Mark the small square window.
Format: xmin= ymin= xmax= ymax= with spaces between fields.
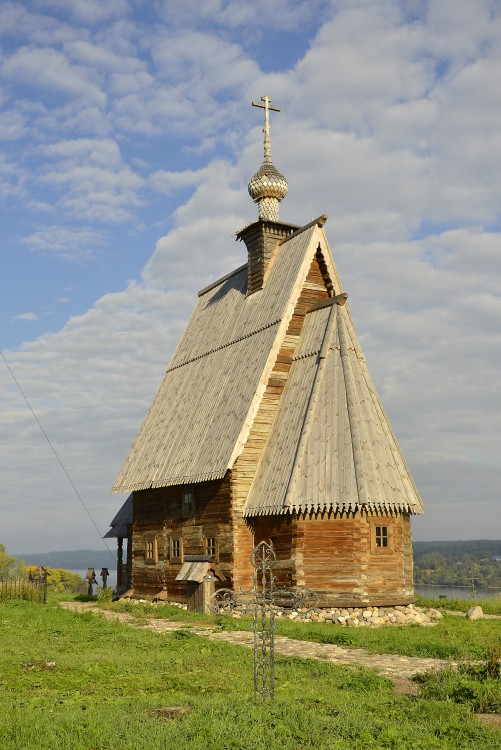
xmin=181 ymin=490 xmax=195 ymax=518
xmin=170 ymin=535 xmax=183 ymax=562
xmin=370 ymin=520 xmax=393 ymax=554
xmin=205 ymin=536 xmax=217 ymax=558
xmin=145 ymin=537 xmax=157 ymax=564
xmin=375 ymin=525 xmax=388 ymax=548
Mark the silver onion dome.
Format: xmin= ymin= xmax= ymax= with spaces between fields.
xmin=248 ymin=161 xmax=288 ymax=221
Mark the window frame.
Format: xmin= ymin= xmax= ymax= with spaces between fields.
xmin=204 ymin=535 xmax=218 ymax=560
xmin=181 ymin=488 xmax=195 ymax=518
xmin=370 ymin=520 xmax=394 ymax=554
xmin=203 ymin=526 xmax=219 ymax=561
xmin=144 ymin=535 xmax=158 ymax=565
xmin=169 ymin=532 xmax=183 ymax=563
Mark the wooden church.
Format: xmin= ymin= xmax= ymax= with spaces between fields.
xmin=109 ymin=96 xmax=424 ymax=607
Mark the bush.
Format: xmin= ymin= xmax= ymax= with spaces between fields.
xmin=24 ymin=566 xmax=83 ymax=593
xmin=96 ymin=586 xmax=114 ymax=605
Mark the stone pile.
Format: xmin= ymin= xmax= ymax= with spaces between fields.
xmin=230 ymin=603 xmax=444 ymax=627
xmin=133 ymin=597 xmax=445 ymax=627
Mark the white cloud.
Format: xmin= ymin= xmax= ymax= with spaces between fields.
xmin=0 ymin=151 xmax=26 ymax=199
xmin=34 ymin=0 xmax=129 ymax=26
xmin=0 ymin=280 xmax=184 ymax=550
xmin=149 ymin=166 xmax=212 ymax=195
xmin=0 ymin=109 xmax=27 ymax=140
xmin=37 ymin=138 xmax=144 ymax=222
xmin=0 ymin=2 xmax=82 ymax=46
xmin=3 ymin=46 xmax=107 ymax=107
xmin=157 ymin=0 xmax=331 ymax=32
xmin=22 ymin=225 xmax=106 ymax=262
xmin=151 ymin=31 xmax=259 ymax=93
xmin=13 ymin=312 xmax=38 ymax=321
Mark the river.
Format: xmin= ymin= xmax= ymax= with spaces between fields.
xmin=70 ymin=569 xmax=117 ymax=591
xmin=415 ymin=584 xmax=501 ymax=601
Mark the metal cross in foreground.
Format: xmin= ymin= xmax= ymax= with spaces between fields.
xmin=252 ymin=95 xmax=280 ymax=163
xmin=210 ymin=541 xmax=318 ymax=701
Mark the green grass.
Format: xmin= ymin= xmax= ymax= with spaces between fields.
xmin=416 ymin=664 xmax=501 ymax=714
xmin=0 ymin=600 xmax=499 ymax=749
xmin=415 ymin=594 xmax=501 ymax=616
xmin=87 ymin=597 xmax=501 ymax=661
xmin=273 ymin=616 xmax=501 ymax=660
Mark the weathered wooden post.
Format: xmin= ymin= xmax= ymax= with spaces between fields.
xmin=116 ymin=538 xmax=123 ymax=590
xmin=85 ymin=567 xmax=97 ymax=596
xmin=41 ymin=566 xmax=48 ymax=604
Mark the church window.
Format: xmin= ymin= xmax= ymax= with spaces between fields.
xmin=170 ymin=534 xmax=183 ymax=562
xmin=375 ymin=526 xmax=388 ymax=548
xmin=145 ymin=537 xmax=158 ymax=564
xmin=181 ymin=489 xmax=195 ymax=517
xmin=370 ymin=521 xmax=393 ymax=553
xmin=205 ymin=536 xmax=217 ymax=558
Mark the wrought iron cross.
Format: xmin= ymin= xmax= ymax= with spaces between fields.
xmin=252 ymin=95 xmax=280 ymax=163
xmin=210 ymin=540 xmax=318 ymax=701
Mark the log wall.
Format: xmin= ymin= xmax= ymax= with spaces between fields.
xmin=251 ymin=510 xmax=415 ymax=606
xmin=231 ymin=251 xmax=331 ymax=591
xmin=131 ymin=475 xmax=232 ymax=598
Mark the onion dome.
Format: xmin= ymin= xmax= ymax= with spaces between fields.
xmin=248 ymin=161 xmax=289 ymax=222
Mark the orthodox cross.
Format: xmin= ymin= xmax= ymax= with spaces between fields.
xmin=252 ymin=95 xmax=280 ymax=163
xmin=210 ymin=541 xmax=318 ymax=701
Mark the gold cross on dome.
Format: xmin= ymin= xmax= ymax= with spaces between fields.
xmin=252 ymin=95 xmax=280 ymax=162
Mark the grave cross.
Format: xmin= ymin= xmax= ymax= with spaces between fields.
xmin=210 ymin=541 xmax=318 ymax=701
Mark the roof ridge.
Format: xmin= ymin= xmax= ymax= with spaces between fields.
xmin=166 ymin=318 xmax=282 ymax=373
xmin=279 ymin=214 xmax=327 ymax=245
xmin=198 ymin=263 xmax=247 ymax=298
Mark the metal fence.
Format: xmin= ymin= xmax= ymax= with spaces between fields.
xmin=0 ymin=569 xmax=47 ymax=604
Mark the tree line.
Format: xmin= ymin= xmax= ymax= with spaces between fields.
xmin=413 ymin=540 xmax=501 ymax=588
xmin=0 ymin=544 xmax=84 ymax=593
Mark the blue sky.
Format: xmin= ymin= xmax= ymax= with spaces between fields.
xmin=1 ymin=0 xmax=500 ymax=554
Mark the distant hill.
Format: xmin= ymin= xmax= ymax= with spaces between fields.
xmin=14 ymin=540 xmax=500 ymax=577
xmin=14 ymin=549 xmax=116 ymax=570
xmin=413 ymin=539 xmax=501 ymax=559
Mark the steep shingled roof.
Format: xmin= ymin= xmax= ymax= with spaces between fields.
xmin=243 ymin=303 xmax=424 ymax=516
xmin=112 ymin=223 xmax=320 ymax=493
xmin=112 ymin=216 xmax=423 ymax=517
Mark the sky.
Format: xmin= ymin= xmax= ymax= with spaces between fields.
xmin=1 ymin=0 xmax=500 ymax=555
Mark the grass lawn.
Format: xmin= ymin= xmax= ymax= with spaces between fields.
xmin=108 ymin=597 xmax=501 ymax=661
xmin=0 ymin=600 xmax=499 ymax=750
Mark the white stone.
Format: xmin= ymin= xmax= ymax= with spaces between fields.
xmin=427 ymin=608 xmax=443 ymax=620
xmin=467 ymin=605 xmax=483 ymax=620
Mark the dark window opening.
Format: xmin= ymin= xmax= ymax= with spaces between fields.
xmin=181 ymin=490 xmax=195 ymax=517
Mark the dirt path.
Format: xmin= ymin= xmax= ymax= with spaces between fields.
xmin=59 ymin=601 xmax=451 ymax=684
